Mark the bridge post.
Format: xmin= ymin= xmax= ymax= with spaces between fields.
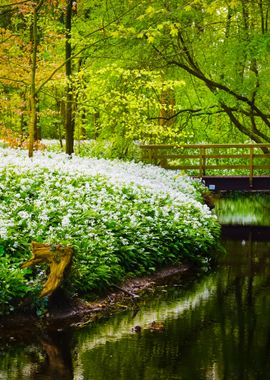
xmin=200 ymin=147 xmax=206 ymax=176
xmin=138 ymin=143 xmax=270 ymax=191
xmin=249 ymin=146 xmax=254 ymax=187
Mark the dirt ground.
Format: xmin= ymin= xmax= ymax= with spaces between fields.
xmin=0 ymin=264 xmax=192 ymax=338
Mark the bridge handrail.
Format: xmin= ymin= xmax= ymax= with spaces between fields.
xmin=139 ymin=143 xmax=270 ymax=149
xmin=139 ymin=143 xmax=270 ymax=187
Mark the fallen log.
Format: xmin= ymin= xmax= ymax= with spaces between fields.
xmin=21 ymin=242 xmax=73 ymax=297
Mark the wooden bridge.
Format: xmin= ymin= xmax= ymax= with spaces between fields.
xmin=139 ymin=143 xmax=270 ymax=191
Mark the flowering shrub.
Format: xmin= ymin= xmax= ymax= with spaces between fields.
xmin=0 ymin=148 xmax=220 ymax=314
xmin=0 ymin=127 xmax=47 ymax=150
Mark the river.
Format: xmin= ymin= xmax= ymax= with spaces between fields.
xmin=0 ymin=193 xmax=270 ymax=380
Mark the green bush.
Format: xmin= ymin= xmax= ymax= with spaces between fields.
xmin=0 ymin=148 xmax=220 ymax=314
xmin=74 ymin=138 xmax=141 ymax=161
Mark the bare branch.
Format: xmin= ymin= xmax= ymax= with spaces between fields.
xmin=36 ymin=36 xmax=111 ymax=94
xmin=221 ymin=103 xmax=270 ymax=145
xmin=0 ymin=0 xmax=31 ymax=9
xmin=149 ymin=40 xmax=270 ymax=130
xmin=36 ymin=3 xmax=142 ymax=94
xmin=0 ymin=76 xmax=27 ymax=85
xmin=148 ymin=105 xmax=270 ymax=122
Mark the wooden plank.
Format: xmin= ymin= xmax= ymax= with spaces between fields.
xmin=156 ymin=160 xmax=270 ymax=170
xmin=140 ymin=144 xmax=270 ymax=188
xmin=201 ymin=176 xmax=270 ymax=191
xmin=253 ymin=165 xmax=270 ymax=169
xmin=222 ymin=226 xmax=270 ymax=240
xmin=249 ymin=146 xmax=254 ymax=187
xmin=253 ymin=154 xmax=270 ymax=158
xmin=151 ymin=155 xmax=270 ymax=162
xmin=221 ymin=224 xmax=270 ymax=242
xmin=166 ymin=164 xmax=252 ymax=170
xmin=143 ymin=155 xmax=270 ymax=161
xmin=139 ymin=143 xmax=270 ymax=149
xmin=163 ymin=154 xmax=251 ymax=159
xmin=162 ymin=165 xmax=198 ymax=170
xmin=161 ymin=154 xmax=203 ymax=159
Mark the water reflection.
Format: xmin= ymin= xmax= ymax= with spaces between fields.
xmin=0 ymin=194 xmax=270 ymax=379
xmin=214 ymin=193 xmax=270 ymax=226
xmin=72 ymin=228 xmax=270 ymax=380
xmin=0 ymin=330 xmax=73 ymax=380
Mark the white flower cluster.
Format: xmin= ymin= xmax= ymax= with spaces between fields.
xmin=0 ymin=148 xmax=220 ymax=293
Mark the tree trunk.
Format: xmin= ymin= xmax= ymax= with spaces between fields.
xmin=21 ymin=242 xmax=73 ymax=297
xmin=28 ymin=4 xmax=38 ymax=158
xmin=28 ymin=0 xmax=44 ymax=158
xmin=65 ymin=0 xmax=74 ymax=156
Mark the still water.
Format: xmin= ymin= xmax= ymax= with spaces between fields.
xmin=0 ymin=194 xmax=270 ymax=380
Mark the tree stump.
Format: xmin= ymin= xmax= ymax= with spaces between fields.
xmin=21 ymin=242 xmax=73 ymax=297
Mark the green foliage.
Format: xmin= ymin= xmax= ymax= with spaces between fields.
xmin=2 ymin=0 xmax=270 ymax=149
xmin=72 ymin=65 xmax=187 ymax=145
xmin=0 ymin=0 xmax=65 ymax=148
xmin=132 ymin=0 xmax=270 ymax=143
xmin=215 ymin=193 xmax=270 ymax=226
xmin=74 ymin=138 xmax=141 ymax=161
xmin=0 ymin=149 xmax=220 ymax=313
xmin=0 ymin=254 xmax=40 ymax=315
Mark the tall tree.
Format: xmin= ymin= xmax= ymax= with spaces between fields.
xmin=0 ymin=0 xmax=66 ymax=150
xmin=28 ymin=0 xmax=44 ymax=158
xmin=65 ymin=0 xmax=74 ymax=155
xmin=119 ymin=0 xmax=270 ymax=145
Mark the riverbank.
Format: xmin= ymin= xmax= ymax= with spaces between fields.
xmin=0 ymin=263 xmax=193 ymax=335
xmin=1 ymin=194 xmax=269 ymax=380
xmin=0 ymin=148 xmax=220 ymax=316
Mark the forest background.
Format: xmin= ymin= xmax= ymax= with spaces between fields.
xmin=1 ymin=0 xmax=270 ymax=159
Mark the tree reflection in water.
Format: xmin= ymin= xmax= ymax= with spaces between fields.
xmin=72 ymin=228 xmax=270 ymax=380
xmin=1 ymin=194 xmax=270 ymax=380
xmin=34 ymin=332 xmax=73 ymax=380
xmin=0 ymin=329 xmax=73 ymax=380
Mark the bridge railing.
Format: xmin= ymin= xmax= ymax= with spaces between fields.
xmin=139 ymin=143 xmax=270 ymax=186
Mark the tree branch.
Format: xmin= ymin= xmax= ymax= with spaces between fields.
xmin=169 ymin=57 xmax=270 ymax=128
xmin=221 ymin=103 xmax=270 ymax=146
xmin=36 ymin=36 xmax=111 ymax=94
xmin=148 ymin=105 xmax=270 ymax=122
xmin=0 ymin=76 xmax=27 ymax=85
xmin=148 ymin=105 xmax=222 ymax=121
xmin=0 ymin=0 xmax=31 ymax=8
xmin=150 ymin=40 xmax=270 ymax=130
xmin=35 ymin=2 xmax=142 ymax=95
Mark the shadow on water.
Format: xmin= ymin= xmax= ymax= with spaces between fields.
xmin=0 ymin=193 xmax=270 ymax=379
xmin=0 ymin=329 xmax=74 ymax=380
xmin=70 ymin=228 xmax=270 ymax=380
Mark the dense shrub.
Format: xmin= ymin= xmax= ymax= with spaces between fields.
xmin=0 ymin=148 xmax=220 ymax=314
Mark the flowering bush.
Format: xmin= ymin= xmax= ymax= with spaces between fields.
xmin=0 ymin=148 xmax=220 ymax=314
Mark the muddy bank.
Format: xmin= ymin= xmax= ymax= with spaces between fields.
xmin=0 ymin=264 xmax=193 ymax=337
